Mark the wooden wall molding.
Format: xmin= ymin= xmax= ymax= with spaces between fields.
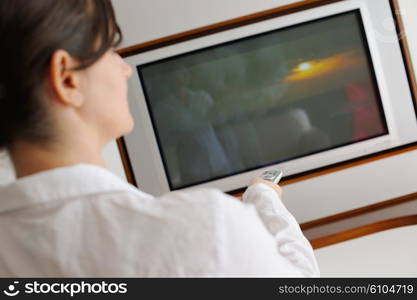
xmin=116 ymin=137 xmax=137 ymax=186
xmin=310 ymin=214 xmax=417 ymax=249
xmin=301 ymin=191 xmax=417 ymax=230
xmin=229 ymin=143 xmax=417 ymax=198
xmin=391 ymin=0 xmax=417 ymax=115
xmin=117 ymin=0 xmax=344 ymax=58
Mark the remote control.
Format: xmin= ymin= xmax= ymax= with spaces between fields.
xmin=260 ymin=170 xmax=283 ymax=184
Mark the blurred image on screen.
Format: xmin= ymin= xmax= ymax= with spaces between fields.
xmin=138 ymin=10 xmax=388 ymax=189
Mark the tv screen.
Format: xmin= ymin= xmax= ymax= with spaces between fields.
xmin=137 ymin=10 xmax=388 ymax=190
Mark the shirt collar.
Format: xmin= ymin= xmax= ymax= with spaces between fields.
xmin=0 ymin=164 xmax=146 ymax=213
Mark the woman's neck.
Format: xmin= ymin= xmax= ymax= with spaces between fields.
xmin=9 ymin=140 xmax=105 ymax=178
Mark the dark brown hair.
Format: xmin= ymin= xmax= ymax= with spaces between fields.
xmin=0 ymin=0 xmax=122 ymax=149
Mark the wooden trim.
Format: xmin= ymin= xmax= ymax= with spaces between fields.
xmin=232 ymin=189 xmax=417 ymax=232
xmin=282 ymin=145 xmax=417 ymax=186
xmin=117 ymin=0 xmax=343 ymax=58
xmin=310 ymin=214 xmax=417 ymax=249
xmin=301 ymin=191 xmax=417 ymax=230
xmin=116 ymin=137 xmax=137 ymax=186
xmin=390 ymin=0 xmax=417 ymax=112
xmin=230 ymin=143 xmax=417 ymax=199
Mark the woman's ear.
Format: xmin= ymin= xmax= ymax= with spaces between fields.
xmin=49 ymin=50 xmax=84 ymax=108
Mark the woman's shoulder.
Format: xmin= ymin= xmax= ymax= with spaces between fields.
xmin=82 ymin=188 xmax=254 ymax=276
xmin=92 ymin=187 xmax=250 ymax=225
xmin=158 ymin=188 xmax=252 ymax=222
xmin=86 ymin=187 xmax=258 ymax=247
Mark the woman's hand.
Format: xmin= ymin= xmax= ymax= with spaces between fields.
xmin=249 ymin=177 xmax=283 ymax=198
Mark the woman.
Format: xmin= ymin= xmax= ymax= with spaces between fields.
xmin=0 ymin=0 xmax=319 ymax=277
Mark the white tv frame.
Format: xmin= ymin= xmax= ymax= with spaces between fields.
xmin=123 ymin=0 xmax=417 ymax=196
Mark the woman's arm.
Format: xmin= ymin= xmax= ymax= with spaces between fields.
xmin=239 ymin=182 xmax=320 ymax=277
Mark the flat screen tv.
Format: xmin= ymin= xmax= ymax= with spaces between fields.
xmin=123 ymin=0 xmax=417 ymax=196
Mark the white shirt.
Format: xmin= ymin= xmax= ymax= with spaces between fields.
xmin=0 ymin=164 xmax=319 ymax=277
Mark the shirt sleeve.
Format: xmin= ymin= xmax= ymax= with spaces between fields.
xmin=237 ymin=183 xmax=320 ymax=277
xmin=141 ymin=186 xmax=319 ymax=277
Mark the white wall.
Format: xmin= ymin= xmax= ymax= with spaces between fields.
xmin=314 ymin=224 xmax=417 ymax=276
xmin=114 ymin=0 xmax=300 ymax=48
xmin=111 ymin=0 xmax=417 ymax=223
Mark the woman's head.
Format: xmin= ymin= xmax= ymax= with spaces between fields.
xmin=0 ymin=0 xmax=133 ymax=151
